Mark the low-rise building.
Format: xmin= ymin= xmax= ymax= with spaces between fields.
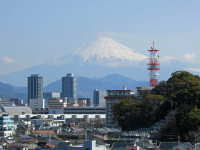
xmin=29 ymin=98 xmax=45 ymax=110
xmin=77 ymin=99 xmax=87 ymax=107
xmin=64 ymin=106 xmax=106 ymax=114
xmin=136 ymin=87 xmax=151 ymax=101
xmin=9 ymin=98 xmax=24 ymax=106
xmin=77 ymin=98 xmax=92 ymax=107
xmin=0 ymin=114 xmax=14 ymax=137
xmin=48 ymin=98 xmax=67 ymax=114
xmin=43 ymin=92 xmax=61 ymax=108
xmin=4 ymin=106 xmax=32 ymax=115
xmin=0 ymin=100 xmax=15 ymax=107
xmin=67 ymin=140 xmax=106 ymax=150
xmin=32 ymin=130 xmax=56 ymax=137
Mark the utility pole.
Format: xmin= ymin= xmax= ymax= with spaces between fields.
xmin=177 ymin=134 xmax=180 ymax=144
xmin=194 ymin=135 xmax=197 ymax=150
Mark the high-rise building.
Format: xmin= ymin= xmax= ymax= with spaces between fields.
xmin=28 ymin=74 xmax=43 ymax=106
xmin=62 ymin=73 xmax=77 ymax=104
xmin=93 ymin=89 xmax=106 ymax=107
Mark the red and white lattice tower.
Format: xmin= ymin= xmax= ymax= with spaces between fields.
xmin=147 ymin=41 xmax=160 ymax=88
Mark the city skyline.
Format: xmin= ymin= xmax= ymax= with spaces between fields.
xmin=0 ymin=1 xmax=199 ymax=146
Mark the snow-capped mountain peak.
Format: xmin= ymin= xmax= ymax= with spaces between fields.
xmin=77 ymin=37 xmax=147 ymax=63
xmin=50 ymin=37 xmax=147 ymax=67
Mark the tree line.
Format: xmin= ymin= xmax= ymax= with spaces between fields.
xmin=113 ymin=71 xmax=200 ymax=141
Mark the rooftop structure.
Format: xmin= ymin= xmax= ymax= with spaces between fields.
xmin=4 ymin=106 xmax=32 ymax=115
xmin=0 ymin=100 xmax=15 ymax=107
xmin=67 ymin=140 xmax=106 ymax=150
xmin=64 ymin=106 xmax=106 ymax=114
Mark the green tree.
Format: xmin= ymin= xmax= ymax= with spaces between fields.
xmin=113 ymin=98 xmax=143 ymax=131
xmin=166 ymin=71 xmax=200 ymax=106
xmin=186 ymin=107 xmax=200 ymax=131
xmin=113 ymin=71 xmax=200 ymax=140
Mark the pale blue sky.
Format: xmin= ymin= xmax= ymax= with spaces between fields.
xmin=0 ymin=0 xmax=200 ymax=74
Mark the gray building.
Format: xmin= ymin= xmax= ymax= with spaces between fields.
xmin=78 ymin=98 xmax=92 ymax=106
xmin=93 ymin=89 xmax=106 ymax=107
xmin=64 ymin=106 xmax=106 ymax=114
xmin=105 ymin=90 xmax=135 ymax=128
xmin=136 ymin=87 xmax=151 ymax=101
xmin=28 ymin=74 xmax=43 ymax=106
xmin=4 ymin=106 xmax=32 ymax=115
xmin=48 ymin=98 xmax=67 ymax=114
xmin=43 ymin=92 xmax=61 ymax=108
xmin=62 ymin=73 xmax=77 ymax=104
xmin=9 ymin=98 xmax=24 ymax=106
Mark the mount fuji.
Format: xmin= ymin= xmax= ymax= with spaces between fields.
xmin=47 ymin=36 xmax=147 ymax=69
xmin=0 ymin=36 xmax=170 ymax=86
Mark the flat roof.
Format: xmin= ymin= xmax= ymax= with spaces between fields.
xmin=106 ymin=90 xmax=135 ymax=92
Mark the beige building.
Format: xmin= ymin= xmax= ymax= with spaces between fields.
xmin=48 ymin=98 xmax=67 ymax=114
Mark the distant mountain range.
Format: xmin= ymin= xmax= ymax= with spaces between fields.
xmin=44 ymin=74 xmax=149 ymax=98
xmin=0 ymin=37 xmax=173 ymax=87
xmin=0 ymin=36 xmax=179 ymax=102
xmin=0 ymin=81 xmax=27 ymax=101
xmin=0 ymin=74 xmax=149 ymax=103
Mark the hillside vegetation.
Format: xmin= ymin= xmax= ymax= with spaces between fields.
xmin=113 ymin=71 xmax=200 ymax=141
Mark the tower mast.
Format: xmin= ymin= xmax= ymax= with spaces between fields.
xmin=147 ymin=41 xmax=160 ymax=88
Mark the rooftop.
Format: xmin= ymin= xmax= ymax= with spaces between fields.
xmin=32 ymin=130 xmax=56 ymax=135
xmin=4 ymin=106 xmax=32 ymax=115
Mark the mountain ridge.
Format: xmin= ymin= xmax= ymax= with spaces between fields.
xmin=0 ymin=37 xmax=149 ymax=86
xmin=44 ymin=74 xmax=149 ymax=98
xmin=0 ymin=74 xmax=149 ymax=102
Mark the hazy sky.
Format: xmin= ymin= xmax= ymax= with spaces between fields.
xmin=0 ymin=0 xmax=200 ymax=74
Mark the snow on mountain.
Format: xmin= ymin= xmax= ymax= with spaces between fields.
xmin=1 ymin=37 xmax=174 ymax=86
xmin=51 ymin=37 xmax=147 ymax=67
xmin=79 ymin=37 xmax=147 ymax=61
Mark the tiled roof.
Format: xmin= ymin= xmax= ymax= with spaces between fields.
xmin=32 ymin=130 xmax=56 ymax=135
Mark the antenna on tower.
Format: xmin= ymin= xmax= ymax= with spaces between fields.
xmin=147 ymin=41 xmax=160 ymax=88
xmin=153 ymin=41 xmax=155 ymax=50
